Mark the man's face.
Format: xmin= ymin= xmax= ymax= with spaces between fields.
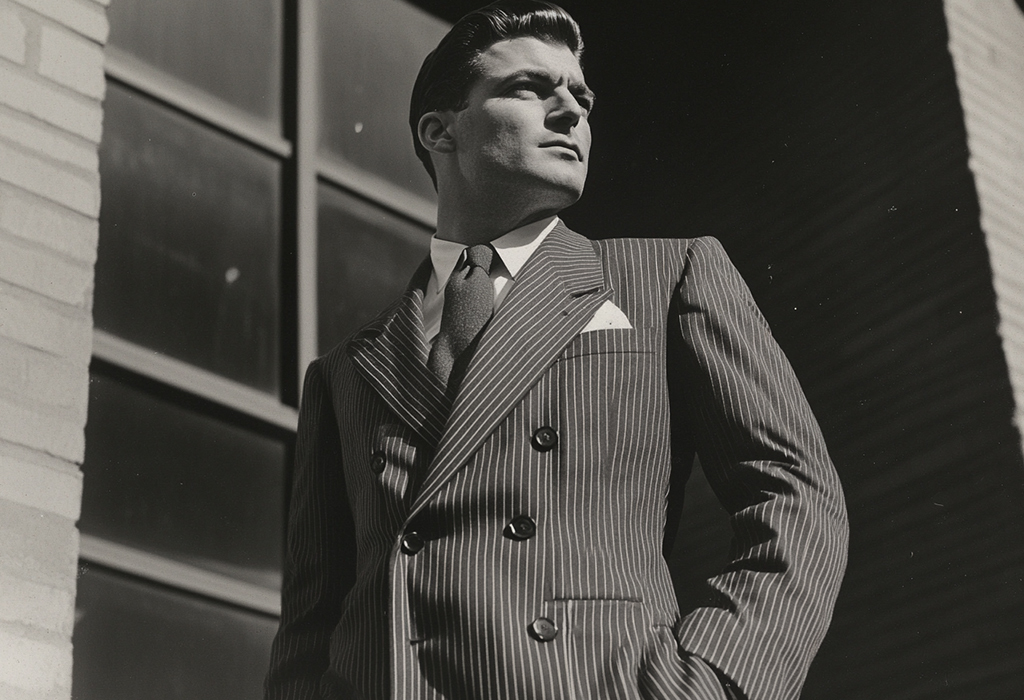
xmin=446 ymin=36 xmax=594 ymax=211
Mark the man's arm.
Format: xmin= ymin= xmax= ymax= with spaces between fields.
xmin=265 ymin=359 xmax=356 ymax=699
xmin=668 ymin=237 xmax=850 ymax=700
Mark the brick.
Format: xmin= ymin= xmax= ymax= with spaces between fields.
xmin=0 ymin=233 xmax=93 ymax=306
xmin=0 ymin=572 xmax=75 ymax=635
xmin=0 ymin=629 xmax=71 ymax=693
xmin=0 ymin=105 xmax=99 ymax=172
xmin=0 ymin=64 xmax=103 ymax=142
xmin=0 ymin=140 xmax=99 ymax=217
xmin=0 ymin=395 xmax=85 ymax=461
xmin=38 ymin=24 xmax=105 ymax=100
xmin=0 ymin=6 xmax=27 ymax=65
xmin=26 ymin=350 xmax=89 ymax=417
xmin=0 ymin=188 xmax=99 ymax=264
xmin=0 ymin=335 xmax=89 ymax=420
xmin=0 ymin=449 xmax=82 ymax=520
xmin=0 ymin=343 xmax=29 ymax=396
xmin=0 ymin=679 xmax=56 ymax=700
xmin=0 ymin=499 xmax=78 ymax=586
xmin=0 ymin=287 xmax=92 ymax=364
xmin=11 ymin=0 xmax=108 ymax=44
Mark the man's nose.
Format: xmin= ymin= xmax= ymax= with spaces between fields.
xmin=547 ymin=88 xmax=583 ymax=129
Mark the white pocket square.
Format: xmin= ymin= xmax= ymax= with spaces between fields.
xmin=581 ymin=299 xmax=633 ymax=333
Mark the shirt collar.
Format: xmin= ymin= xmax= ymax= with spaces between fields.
xmin=429 ymin=215 xmax=559 ymax=293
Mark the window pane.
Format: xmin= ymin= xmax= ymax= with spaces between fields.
xmin=81 ymin=372 xmax=285 ymax=590
xmin=107 ymin=0 xmax=282 ymax=127
xmin=73 ymin=567 xmax=276 ymax=700
xmin=319 ymin=0 xmax=448 ymax=202
xmin=318 ymin=184 xmax=431 ymax=354
xmin=95 ymin=84 xmax=281 ymax=393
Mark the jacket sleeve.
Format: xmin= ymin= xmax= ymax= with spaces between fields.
xmin=265 ymin=358 xmax=357 ymax=699
xmin=667 ymin=237 xmax=849 ymax=700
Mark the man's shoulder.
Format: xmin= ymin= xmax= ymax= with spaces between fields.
xmin=542 ymin=221 xmax=730 ymax=267
xmin=591 ymin=234 xmax=724 ymax=257
xmin=587 ymin=234 xmax=733 ymax=273
xmin=316 ymin=253 xmax=431 ymax=368
xmin=312 ymin=292 xmax=406 ymax=372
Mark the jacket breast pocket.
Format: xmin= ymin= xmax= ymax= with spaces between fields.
xmin=560 ymin=327 xmax=659 ymax=360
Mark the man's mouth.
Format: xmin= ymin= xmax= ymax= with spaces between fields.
xmin=541 ymin=141 xmax=582 ymax=160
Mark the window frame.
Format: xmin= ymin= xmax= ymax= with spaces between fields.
xmin=84 ymin=0 xmax=442 ymax=618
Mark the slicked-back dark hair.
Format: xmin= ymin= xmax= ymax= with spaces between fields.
xmin=409 ymin=1 xmax=584 ymax=188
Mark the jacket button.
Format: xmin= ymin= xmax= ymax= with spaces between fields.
xmin=531 ymin=426 xmax=558 ymax=452
xmin=528 ymin=617 xmax=558 ymax=642
xmin=370 ymin=450 xmax=387 ymax=474
xmin=507 ymin=515 xmax=537 ymax=540
xmin=400 ymin=532 xmax=425 ymax=555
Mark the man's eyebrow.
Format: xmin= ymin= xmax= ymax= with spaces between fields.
xmin=495 ymin=69 xmax=556 ymax=88
xmin=496 ymin=69 xmax=596 ymax=105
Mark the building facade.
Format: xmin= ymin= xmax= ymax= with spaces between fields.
xmin=0 ymin=1 xmax=1021 ymax=698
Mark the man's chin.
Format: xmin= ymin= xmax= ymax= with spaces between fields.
xmin=531 ymin=175 xmax=587 ymax=209
xmin=525 ymin=192 xmax=583 ymax=219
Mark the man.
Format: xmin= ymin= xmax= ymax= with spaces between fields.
xmin=265 ymin=2 xmax=849 ymax=699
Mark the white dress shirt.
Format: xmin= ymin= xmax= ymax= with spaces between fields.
xmin=423 ymin=215 xmax=559 ymax=346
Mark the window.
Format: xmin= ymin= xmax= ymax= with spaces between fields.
xmin=74 ymin=0 xmax=448 ymax=695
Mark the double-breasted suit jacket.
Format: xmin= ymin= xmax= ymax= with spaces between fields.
xmin=265 ymin=224 xmax=849 ymax=700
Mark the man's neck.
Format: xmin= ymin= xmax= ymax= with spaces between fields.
xmin=434 ymin=195 xmax=561 ymax=246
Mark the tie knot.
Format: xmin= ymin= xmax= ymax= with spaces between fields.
xmin=463 ymin=244 xmax=494 ymax=274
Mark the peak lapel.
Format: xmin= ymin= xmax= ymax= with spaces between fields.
xmin=347 ymin=259 xmax=449 ymax=449
xmin=410 ymin=224 xmax=613 ymax=516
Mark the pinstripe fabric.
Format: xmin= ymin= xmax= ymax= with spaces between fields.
xmin=265 ymin=224 xmax=849 ymax=700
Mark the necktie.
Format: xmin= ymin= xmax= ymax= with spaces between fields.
xmin=428 ymin=244 xmax=495 ymax=391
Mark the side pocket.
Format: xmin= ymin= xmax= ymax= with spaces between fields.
xmin=637 ymin=625 xmax=728 ymax=700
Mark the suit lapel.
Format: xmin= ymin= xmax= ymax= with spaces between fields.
xmin=410 ymin=224 xmax=613 ymax=516
xmin=347 ymin=259 xmax=450 ymax=449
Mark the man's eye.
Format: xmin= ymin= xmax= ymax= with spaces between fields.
xmin=508 ymin=82 xmax=538 ymax=95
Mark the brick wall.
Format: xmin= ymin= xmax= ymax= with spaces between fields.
xmin=0 ymin=0 xmax=106 ymax=697
xmin=945 ymin=0 xmax=1024 ymax=451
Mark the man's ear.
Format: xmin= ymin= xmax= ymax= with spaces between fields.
xmin=417 ymin=111 xmax=456 ymax=155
